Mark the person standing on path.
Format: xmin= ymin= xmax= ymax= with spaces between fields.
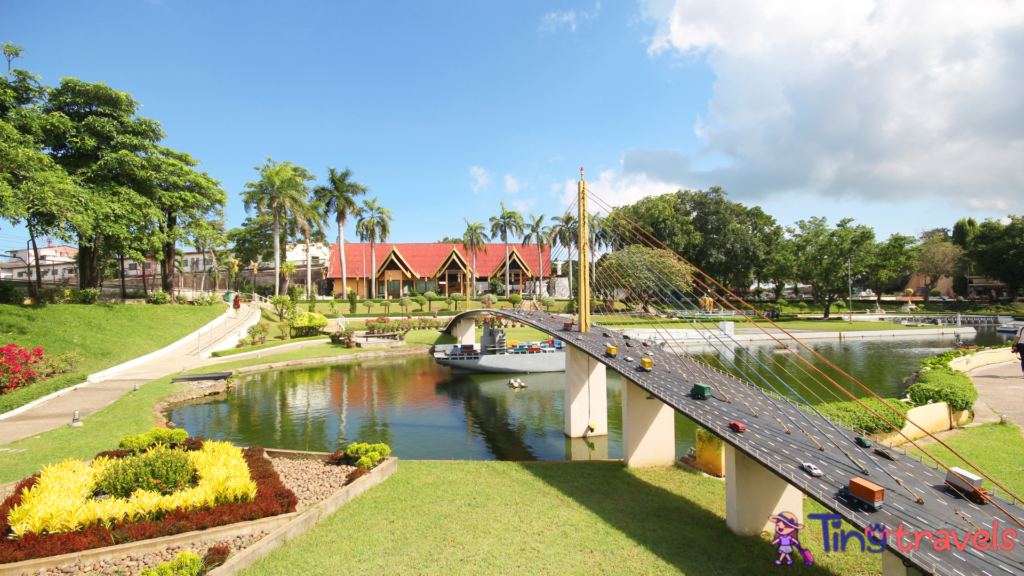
xmin=233 ymin=293 xmax=241 ymax=318
xmin=1014 ymin=327 xmax=1023 ymax=378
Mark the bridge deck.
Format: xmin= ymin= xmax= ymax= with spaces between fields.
xmin=447 ymin=309 xmax=1024 ymax=576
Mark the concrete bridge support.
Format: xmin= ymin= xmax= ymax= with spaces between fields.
xmin=451 ymin=318 xmax=475 ymax=345
xmin=565 ymin=346 xmax=607 ymax=438
xmin=881 ymin=550 xmax=924 ymax=576
xmin=621 ymin=378 xmax=675 ymax=467
xmin=725 ymin=445 xmax=804 ymax=535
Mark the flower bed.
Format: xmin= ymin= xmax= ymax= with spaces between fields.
xmin=0 ymin=344 xmax=80 ymax=394
xmin=0 ymin=437 xmax=297 ymax=565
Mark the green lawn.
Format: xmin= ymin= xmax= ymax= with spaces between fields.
xmin=906 ymin=423 xmax=1024 ymax=497
xmin=0 ymin=303 xmax=227 ymax=414
xmin=239 ymin=461 xmax=880 ymax=576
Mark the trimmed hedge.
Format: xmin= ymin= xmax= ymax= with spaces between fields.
xmin=906 ymin=369 xmax=978 ymax=411
xmin=817 ymin=396 xmax=910 ymax=435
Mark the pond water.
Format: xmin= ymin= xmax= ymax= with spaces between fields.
xmin=168 ymin=327 xmax=1011 ymax=461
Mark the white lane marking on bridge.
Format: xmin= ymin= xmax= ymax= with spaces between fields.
xmin=997 ymin=565 xmax=1016 ymax=575
xmin=953 ymin=553 xmax=966 ymax=562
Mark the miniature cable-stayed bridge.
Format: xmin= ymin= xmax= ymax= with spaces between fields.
xmin=439 ymin=169 xmax=1024 ymax=576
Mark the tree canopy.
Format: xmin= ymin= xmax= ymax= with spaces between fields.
xmin=790 ymin=217 xmax=875 ymax=318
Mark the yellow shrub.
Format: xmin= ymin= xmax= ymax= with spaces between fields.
xmin=6 ymin=441 xmax=256 ymax=537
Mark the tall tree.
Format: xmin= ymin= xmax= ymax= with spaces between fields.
xmin=761 ymin=236 xmax=797 ymax=301
xmin=489 ymin=200 xmax=524 ymax=298
xmin=552 ymin=214 xmax=577 ymax=297
xmin=462 ymin=219 xmax=488 ymax=298
xmin=595 ymin=245 xmax=694 ymax=311
xmin=791 ymin=217 xmax=875 ymax=318
xmin=863 ymin=234 xmax=917 ymax=307
xmin=241 ymin=158 xmax=315 ymax=295
xmin=521 ymin=214 xmax=550 ymax=297
xmin=294 ymin=199 xmax=329 ymax=299
xmin=354 ymin=197 xmax=393 ymax=299
xmin=951 ymin=217 xmax=979 ymax=297
xmin=970 ymin=217 xmax=1024 ymax=301
xmin=313 ymin=166 xmax=367 ymax=297
xmin=914 ymin=235 xmax=963 ymax=302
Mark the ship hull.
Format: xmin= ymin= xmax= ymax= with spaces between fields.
xmin=434 ymin=351 xmax=566 ymax=373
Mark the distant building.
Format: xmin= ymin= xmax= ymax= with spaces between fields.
xmin=0 ymin=245 xmax=78 ymax=281
xmin=326 ymin=242 xmax=552 ymax=298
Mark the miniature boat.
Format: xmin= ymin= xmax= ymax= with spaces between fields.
xmin=434 ymin=323 xmax=566 ymax=373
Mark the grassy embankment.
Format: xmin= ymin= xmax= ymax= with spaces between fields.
xmin=0 ymin=303 xmax=226 ymax=414
xmin=238 ymin=460 xmax=880 ymax=576
xmin=906 ymin=423 xmax=1024 ymax=496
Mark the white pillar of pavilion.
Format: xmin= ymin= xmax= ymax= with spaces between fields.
xmin=725 ymin=445 xmax=804 ymax=535
xmin=564 ymin=345 xmax=607 ymax=438
xmin=452 ymin=317 xmax=476 ymax=345
xmin=620 ymin=378 xmax=675 ymax=467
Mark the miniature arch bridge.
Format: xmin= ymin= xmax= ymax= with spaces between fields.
xmin=436 ymin=306 xmax=1024 ymax=576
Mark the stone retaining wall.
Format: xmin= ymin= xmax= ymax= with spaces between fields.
xmin=876 ymin=402 xmax=971 ymax=446
xmin=948 ymin=347 xmax=1017 ymax=372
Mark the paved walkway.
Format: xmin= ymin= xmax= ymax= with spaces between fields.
xmin=0 ymin=306 xmax=258 ymax=445
xmin=965 ymin=359 xmax=1024 ymax=430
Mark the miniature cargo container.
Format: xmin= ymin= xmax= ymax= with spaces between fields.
xmin=842 ymin=478 xmax=884 ymax=509
xmin=563 ymin=322 xmax=574 ymax=331
xmin=640 ymin=357 xmax=654 ymax=371
xmin=945 ymin=467 xmax=988 ymax=504
xmin=606 ymin=345 xmax=618 ymax=358
xmin=691 ymin=383 xmax=711 ymax=399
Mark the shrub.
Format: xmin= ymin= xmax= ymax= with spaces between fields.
xmin=288 ymin=312 xmax=329 ymax=337
xmin=79 ymin=288 xmax=101 ymax=304
xmin=119 ymin=427 xmax=190 ymax=452
xmin=0 ymin=280 xmax=24 ymax=304
xmin=399 ymin=297 xmax=412 ymax=313
xmin=246 ymin=323 xmax=270 ymax=341
xmin=202 ymin=544 xmax=232 ymax=573
xmin=930 ymin=290 xmax=942 ymax=297
xmin=509 ymin=294 xmax=522 ymax=307
xmin=174 ymin=293 xmax=188 ymax=305
xmin=354 ymin=456 xmax=373 ymax=468
xmin=541 ymin=296 xmax=556 ymax=311
xmin=147 ymin=291 xmax=171 ymax=305
xmin=0 ymin=344 xmax=48 ymax=392
xmin=413 ymin=295 xmax=428 ymax=311
xmin=270 ymin=295 xmax=292 ymax=318
xmin=906 ymin=369 xmax=978 ymax=411
xmin=451 ymin=293 xmax=464 ymax=310
xmin=482 ymin=294 xmax=497 ymax=308
xmin=39 ymin=288 xmax=82 ymax=304
xmin=96 ymin=448 xmax=199 ymax=498
xmin=817 ymin=396 xmax=909 ymax=435
xmin=564 ymin=297 xmax=577 ymax=315
xmin=488 ymin=278 xmax=503 ymax=295
xmin=140 ymin=550 xmax=203 ymax=576
xmin=348 ymin=290 xmax=358 ymax=314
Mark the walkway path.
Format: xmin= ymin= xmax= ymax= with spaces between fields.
xmin=0 ymin=306 xmax=258 ymax=445
xmin=965 ymin=359 xmax=1024 ymax=431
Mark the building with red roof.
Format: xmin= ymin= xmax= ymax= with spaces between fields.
xmin=326 ymin=242 xmax=551 ymax=298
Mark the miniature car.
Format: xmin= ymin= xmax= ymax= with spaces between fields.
xmin=801 ymin=463 xmax=823 ymax=477
xmin=728 ymin=421 xmax=746 ymax=433
xmin=873 ymin=447 xmax=899 ymax=461
xmin=625 ymin=356 xmax=634 ymax=362
xmin=854 ymin=436 xmax=873 ymax=448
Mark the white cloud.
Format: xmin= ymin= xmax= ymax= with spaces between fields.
xmin=469 ymin=166 xmax=492 ymax=192
xmin=511 ymin=198 xmax=538 ymax=213
xmin=558 ymin=168 xmax=680 ymax=211
xmin=634 ymin=0 xmax=1024 ymax=210
xmin=504 ymin=174 xmax=521 ymax=194
xmin=540 ymin=3 xmax=600 ymax=33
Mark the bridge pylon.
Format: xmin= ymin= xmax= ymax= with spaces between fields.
xmin=577 ymin=170 xmax=590 ymax=332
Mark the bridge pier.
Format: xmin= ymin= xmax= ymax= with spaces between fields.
xmin=882 ymin=550 xmax=924 ymax=576
xmin=565 ymin=345 xmax=607 ymax=438
xmin=621 ymin=378 xmax=675 ymax=467
xmin=725 ymin=445 xmax=803 ymax=535
xmin=452 ymin=318 xmax=475 ymax=345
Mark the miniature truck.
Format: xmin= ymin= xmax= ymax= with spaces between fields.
xmin=841 ymin=478 xmax=884 ymax=510
xmin=945 ymin=467 xmax=989 ymax=505
xmin=606 ymin=345 xmax=618 ymax=358
xmin=640 ymin=357 xmax=654 ymax=371
xmin=563 ymin=321 xmax=574 ymax=331
xmin=690 ymin=382 xmax=711 ymax=400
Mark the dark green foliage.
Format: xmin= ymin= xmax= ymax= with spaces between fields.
xmin=96 ymin=449 xmax=198 ymax=497
xmin=79 ymin=288 xmax=100 ymax=304
xmin=488 ymin=278 xmax=503 ymax=295
xmin=817 ymin=396 xmax=909 ymax=435
xmin=906 ymin=369 xmax=978 ymax=411
xmin=348 ymin=290 xmax=357 ymax=314
xmin=0 ymin=281 xmax=24 ymax=304
xmin=146 ymin=291 xmax=171 ymax=305
xmin=413 ymin=295 xmax=428 ymax=311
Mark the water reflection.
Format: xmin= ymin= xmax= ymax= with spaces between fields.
xmin=168 ymin=327 xmax=1005 ymax=461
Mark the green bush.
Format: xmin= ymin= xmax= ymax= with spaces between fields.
xmin=173 ymin=293 xmax=188 ymax=305
xmin=413 ymin=295 xmax=428 ymax=311
xmin=288 ymin=312 xmax=329 ymax=337
xmin=906 ymin=369 xmax=978 ymax=411
xmin=96 ymin=448 xmax=199 ymax=498
xmin=354 ymin=456 xmax=373 ymax=468
xmin=509 ymin=294 xmax=522 ymax=307
xmin=119 ymin=427 xmax=190 ymax=451
xmin=488 ymin=278 xmax=503 ymax=295
xmin=541 ymin=296 xmax=556 ymax=311
xmin=139 ymin=550 xmax=203 ymax=576
xmin=817 ymin=396 xmax=910 ymax=435
xmin=270 ymin=295 xmax=292 ymax=318
xmin=79 ymin=288 xmax=101 ymax=304
xmin=0 ymin=280 xmax=23 ymax=304
xmin=146 ymin=291 xmax=171 ymax=305
xmin=366 ymin=451 xmax=381 ymax=465
xmin=930 ymin=290 xmax=942 ymax=297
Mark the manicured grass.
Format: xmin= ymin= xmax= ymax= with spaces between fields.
xmin=239 ymin=461 xmax=880 ymax=576
xmin=906 ymin=423 xmax=1024 ymax=496
xmin=211 ymin=335 xmax=329 ymax=358
xmin=0 ymin=303 xmax=227 ymax=414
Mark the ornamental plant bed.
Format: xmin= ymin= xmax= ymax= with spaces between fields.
xmin=0 ymin=434 xmax=297 ymax=565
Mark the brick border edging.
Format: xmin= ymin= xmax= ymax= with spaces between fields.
xmin=0 ymin=455 xmax=398 ymax=576
xmin=208 ymin=457 xmax=398 ymax=576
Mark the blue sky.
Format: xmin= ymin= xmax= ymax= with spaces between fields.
xmin=4 ymin=0 xmax=1021 ymax=253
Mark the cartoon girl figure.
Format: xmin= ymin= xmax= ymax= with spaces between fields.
xmin=770 ymin=511 xmax=805 ymax=566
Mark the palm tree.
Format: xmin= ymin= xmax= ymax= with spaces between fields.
xmin=489 ymin=201 xmax=525 ymax=297
xmin=280 ymin=261 xmax=297 ymax=294
xmin=462 ymin=219 xmax=488 ymax=299
xmin=241 ymin=158 xmax=315 ymax=295
xmin=552 ymin=214 xmax=577 ymax=297
xmin=355 ymin=197 xmax=393 ymax=299
xmin=293 ymin=199 xmax=329 ymax=299
xmin=521 ymin=214 xmax=551 ymax=297
xmin=313 ymin=167 xmax=367 ymax=299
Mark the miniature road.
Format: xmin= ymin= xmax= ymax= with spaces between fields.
xmin=445 ymin=309 xmax=1024 ymax=576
